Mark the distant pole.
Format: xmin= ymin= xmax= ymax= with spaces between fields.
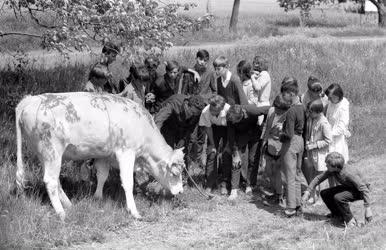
xmin=229 ymin=0 xmax=240 ymax=32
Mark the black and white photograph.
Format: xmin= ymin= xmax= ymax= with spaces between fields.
xmin=0 ymin=0 xmax=385 ymax=249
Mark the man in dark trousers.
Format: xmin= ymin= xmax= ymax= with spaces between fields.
xmin=154 ymin=94 xmax=207 ymax=172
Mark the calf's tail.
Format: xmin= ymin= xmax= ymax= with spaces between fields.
xmin=15 ymin=97 xmax=29 ymax=191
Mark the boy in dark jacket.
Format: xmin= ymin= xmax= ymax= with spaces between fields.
xmin=302 ymin=152 xmax=373 ymax=227
xmin=279 ymin=77 xmax=306 ymax=217
xmin=226 ymin=104 xmax=270 ymax=200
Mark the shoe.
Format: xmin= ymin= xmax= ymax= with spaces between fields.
xmin=279 ymin=198 xmax=286 ymax=209
xmin=307 ymin=197 xmax=315 ymax=204
xmin=346 ymin=218 xmax=358 ymax=228
xmin=228 ymin=189 xmax=238 ymax=200
xmin=205 ymin=187 xmax=212 ymax=194
xmin=220 ymin=186 xmax=228 ymax=196
xmin=284 ymin=208 xmax=297 ymax=217
xmin=259 ymin=186 xmax=274 ymax=197
xmin=245 ymin=186 xmax=252 ymax=195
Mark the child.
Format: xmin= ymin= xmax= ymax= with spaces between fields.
xmin=152 ymin=61 xmax=200 ymax=113
xmin=236 ymin=60 xmax=255 ymax=105
xmin=99 ymin=42 xmax=120 ymax=94
xmin=261 ymin=94 xmax=291 ymax=206
xmin=213 ymin=56 xmax=248 ymax=106
xmin=279 ymin=77 xmax=306 ymax=217
xmin=83 ymin=65 xmax=109 ymax=93
xmin=226 ymin=104 xmax=270 ymax=200
xmin=302 ymin=152 xmax=373 ymax=227
xmin=251 ymin=56 xmax=272 ymax=125
xmin=119 ymin=63 xmax=150 ymax=105
xmin=193 ymin=49 xmax=217 ymax=102
xmin=304 ymin=99 xmax=332 ymax=205
xmin=199 ymin=95 xmax=231 ymax=195
xmin=325 ymin=83 xmax=351 ymax=163
xmin=300 ymin=76 xmax=328 ymax=112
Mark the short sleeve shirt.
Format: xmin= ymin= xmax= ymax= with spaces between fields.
xmin=199 ymin=103 xmax=230 ymax=127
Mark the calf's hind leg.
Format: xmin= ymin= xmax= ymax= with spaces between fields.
xmin=115 ymin=149 xmax=141 ymax=219
xmin=43 ymin=157 xmax=66 ymax=220
xmin=94 ymin=158 xmax=110 ymax=199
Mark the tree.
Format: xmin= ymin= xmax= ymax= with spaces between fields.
xmin=0 ymin=0 xmax=200 ymax=57
xmin=278 ymin=0 xmax=386 ymax=27
xmin=229 ymin=0 xmax=240 ymax=32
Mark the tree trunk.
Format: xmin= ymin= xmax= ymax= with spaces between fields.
xmin=369 ymin=0 xmax=386 ymax=27
xmin=378 ymin=4 xmax=386 ymax=27
xmin=229 ymin=0 xmax=240 ymax=32
xmin=206 ymin=0 xmax=215 ymax=15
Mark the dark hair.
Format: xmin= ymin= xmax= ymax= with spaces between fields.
xmin=307 ymin=98 xmax=324 ymax=114
xmin=187 ymin=95 xmax=206 ymax=111
xmin=144 ymin=56 xmax=160 ymax=69
xmin=226 ymin=105 xmax=243 ymax=123
xmin=165 ymin=60 xmax=180 ymax=72
xmin=280 ymin=77 xmax=299 ymax=95
xmin=196 ymin=50 xmax=210 ymax=61
xmin=236 ymin=60 xmax=252 ymax=80
xmin=325 ymin=152 xmax=345 ymax=169
xmin=88 ymin=65 xmax=108 ymax=80
xmin=273 ymin=94 xmax=291 ymax=111
xmin=213 ymin=56 xmax=228 ymax=68
xmin=129 ymin=63 xmax=150 ymax=81
xmin=325 ymin=83 xmax=344 ymax=102
xmin=102 ymin=42 xmax=119 ymax=55
xmin=252 ymin=55 xmax=268 ymax=71
xmin=307 ymin=76 xmax=323 ymax=93
xmin=208 ymin=95 xmax=225 ymax=110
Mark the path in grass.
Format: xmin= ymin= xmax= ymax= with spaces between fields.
xmin=1 ymin=35 xmax=386 ymax=70
xmin=68 ymin=154 xmax=386 ymax=249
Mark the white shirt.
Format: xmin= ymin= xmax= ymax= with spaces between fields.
xmin=251 ymin=70 xmax=271 ymax=106
xmin=242 ymin=79 xmax=257 ymax=105
xmin=199 ymin=103 xmax=230 ymax=127
xmin=221 ymin=70 xmax=232 ymax=88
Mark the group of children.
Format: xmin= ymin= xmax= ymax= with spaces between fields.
xmin=83 ymin=42 xmax=373 ymax=227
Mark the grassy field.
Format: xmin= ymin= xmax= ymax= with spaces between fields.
xmin=1 ymin=36 xmax=386 ymax=248
xmin=1 ymin=0 xmax=385 ymax=51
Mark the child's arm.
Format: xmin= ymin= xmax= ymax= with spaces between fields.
xmin=331 ymin=99 xmax=350 ymax=137
xmin=302 ymin=171 xmax=330 ymax=202
xmin=347 ymin=171 xmax=371 ymax=208
xmin=251 ymin=71 xmax=270 ymax=92
xmin=234 ymin=77 xmax=249 ymax=105
xmin=279 ymin=108 xmax=295 ymax=142
xmin=307 ymin=120 xmax=333 ymax=150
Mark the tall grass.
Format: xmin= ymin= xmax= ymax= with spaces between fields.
xmin=1 ymin=37 xmax=386 ymax=248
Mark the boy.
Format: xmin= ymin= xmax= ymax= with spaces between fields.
xmin=194 ymin=49 xmax=217 ymax=102
xmin=213 ymin=56 xmax=248 ymax=106
xmin=93 ymin=42 xmax=120 ymax=94
xmin=83 ymin=65 xmax=109 ymax=93
xmin=199 ymin=95 xmax=231 ymax=195
xmin=279 ymin=77 xmax=306 ymax=217
xmin=261 ymin=94 xmax=291 ymax=206
xmin=300 ymin=76 xmax=328 ymax=112
xmin=302 ymin=152 xmax=373 ymax=227
xmin=226 ymin=104 xmax=270 ymax=200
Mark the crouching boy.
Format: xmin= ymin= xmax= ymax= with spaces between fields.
xmin=302 ymin=152 xmax=373 ymax=227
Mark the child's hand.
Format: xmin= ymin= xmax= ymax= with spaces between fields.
xmin=306 ymin=142 xmax=317 ymax=151
xmin=301 ymin=191 xmax=310 ymax=205
xmin=365 ymin=207 xmax=373 ymax=223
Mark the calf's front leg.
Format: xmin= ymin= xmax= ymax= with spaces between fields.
xmin=115 ymin=149 xmax=141 ymax=219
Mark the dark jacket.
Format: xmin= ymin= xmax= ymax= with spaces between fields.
xmin=307 ymin=166 xmax=371 ymax=207
xmin=152 ymin=67 xmax=194 ymax=112
xmin=216 ymin=74 xmax=248 ymax=105
xmin=154 ymin=94 xmax=199 ymax=137
xmin=227 ymin=104 xmax=270 ymax=150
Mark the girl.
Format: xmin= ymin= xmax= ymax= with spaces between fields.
xmin=304 ymin=99 xmax=332 ymax=204
xmin=325 ymin=83 xmax=351 ymax=163
xmin=236 ymin=60 xmax=256 ymax=105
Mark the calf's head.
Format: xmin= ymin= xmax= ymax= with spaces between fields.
xmin=156 ymin=148 xmax=184 ymax=195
